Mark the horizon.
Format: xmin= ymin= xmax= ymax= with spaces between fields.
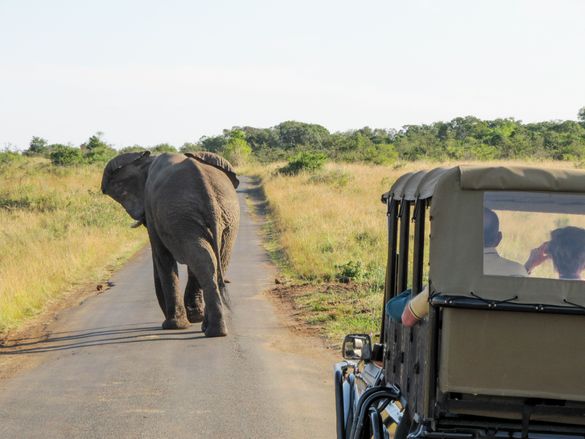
xmin=5 ymin=111 xmax=585 ymax=152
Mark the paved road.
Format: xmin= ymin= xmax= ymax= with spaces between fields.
xmin=0 ymin=177 xmax=335 ymax=439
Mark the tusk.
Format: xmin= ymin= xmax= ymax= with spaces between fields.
xmin=130 ymin=219 xmax=144 ymax=228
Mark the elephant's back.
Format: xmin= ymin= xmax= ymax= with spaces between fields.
xmin=145 ymin=154 xmax=238 ymax=228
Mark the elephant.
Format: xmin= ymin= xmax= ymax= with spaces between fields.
xmin=101 ymin=151 xmax=240 ymax=337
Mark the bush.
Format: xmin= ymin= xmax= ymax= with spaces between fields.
xmin=223 ymin=131 xmax=252 ymax=166
xmin=335 ymin=260 xmax=365 ymax=282
xmin=50 ymin=146 xmax=84 ymax=166
xmin=85 ymin=145 xmax=117 ymax=164
xmin=280 ymin=151 xmax=328 ymax=175
xmin=119 ymin=145 xmax=147 ymax=153
xmin=24 ymin=136 xmax=49 ymax=157
xmin=150 ymin=143 xmax=177 ymax=153
xmin=0 ymin=150 xmax=23 ymax=165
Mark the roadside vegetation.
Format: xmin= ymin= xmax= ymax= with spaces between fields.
xmin=0 ymin=155 xmax=147 ymax=334
xmin=241 ymin=161 xmax=421 ymax=345
xmin=4 ymin=106 xmax=585 ymax=342
xmin=242 ymin=158 xmax=583 ymax=346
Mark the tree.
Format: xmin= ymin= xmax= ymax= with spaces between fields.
xmin=80 ymin=132 xmax=116 ymax=163
xmin=199 ymin=135 xmax=227 ymax=153
xmin=223 ymin=130 xmax=252 ymax=166
xmin=25 ymin=136 xmax=49 ymax=156
xmin=578 ymin=107 xmax=585 ymax=125
xmin=275 ymin=121 xmax=330 ymax=149
xmin=85 ymin=131 xmax=108 ymax=151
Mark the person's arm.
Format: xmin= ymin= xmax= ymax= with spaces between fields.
xmin=401 ymin=286 xmax=429 ymax=327
xmin=524 ymin=241 xmax=550 ymax=274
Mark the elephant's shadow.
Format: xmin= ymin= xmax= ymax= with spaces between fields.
xmin=0 ymin=324 xmax=206 ymax=355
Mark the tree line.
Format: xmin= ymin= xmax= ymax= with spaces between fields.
xmin=12 ymin=107 xmax=585 ymax=166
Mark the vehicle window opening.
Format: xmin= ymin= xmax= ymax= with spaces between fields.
xmin=484 ymin=191 xmax=585 ymax=281
xmin=397 ymin=199 xmax=411 ymax=293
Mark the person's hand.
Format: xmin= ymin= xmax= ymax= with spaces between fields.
xmin=525 ymin=241 xmax=550 ymax=274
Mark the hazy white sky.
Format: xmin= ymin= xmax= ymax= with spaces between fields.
xmin=1 ymin=0 xmax=584 ymax=149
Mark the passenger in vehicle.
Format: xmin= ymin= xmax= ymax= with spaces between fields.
xmin=483 ymin=207 xmax=528 ymax=276
xmin=394 ymin=208 xmax=527 ymax=327
xmin=525 ymin=226 xmax=585 ymax=280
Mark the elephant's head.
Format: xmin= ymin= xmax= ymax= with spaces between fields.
xmin=101 ymin=151 xmax=153 ymax=226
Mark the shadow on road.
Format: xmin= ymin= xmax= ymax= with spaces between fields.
xmin=0 ymin=324 xmax=205 ymax=356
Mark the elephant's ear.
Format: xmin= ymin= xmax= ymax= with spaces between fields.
xmin=185 ymin=152 xmax=240 ymax=189
xmin=101 ymin=151 xmax=151 ymax=193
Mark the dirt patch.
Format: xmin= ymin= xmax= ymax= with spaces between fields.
xmin=266 ymin=281 xmax=361 ymax=348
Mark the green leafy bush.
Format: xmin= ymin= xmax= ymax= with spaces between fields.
xmin=280 ymin=151 xmax=328 ymax=175
xmin=0 ymin=151 xmax=24 ymax=165
xmin=50 ymin=146 xmax=84 ymax=166
xmin=223 ymin=130 xmax=252 ymax=166
xmin=335 ymin=260 xmax=365 ymax=282
xmin=119 ymin=145 xmax=147 ymax=153
xmin=85 ymin=146 xmax=117 ymax=164
xmin=150 ymin=143 xmax=177 ymax=153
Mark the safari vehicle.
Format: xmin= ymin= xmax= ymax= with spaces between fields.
xmin=334 ymin=166 xmax=585 ymax=439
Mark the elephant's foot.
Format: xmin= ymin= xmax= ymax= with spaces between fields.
xmin=204 ymin=319 xmax=228 ymax=337
xmin=186 ymin=305 xmax=205 ymax=323
xmin=162 ymin=317 xmax=191 ymax=330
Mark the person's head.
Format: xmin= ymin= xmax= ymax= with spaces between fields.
xmin=548 ymin=226 xmax=585 ymax=279
xmin=484 ymin=207 xmax=502 ymax=248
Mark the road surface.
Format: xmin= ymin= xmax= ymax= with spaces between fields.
xmin=0 ymin=177 xmax=335 ymax=439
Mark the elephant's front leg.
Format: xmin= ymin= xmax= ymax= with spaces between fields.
xmin=151 ymin=239 xmax=190 ymax=330
xmin=184 ymin=269 xmax=205 ymax=323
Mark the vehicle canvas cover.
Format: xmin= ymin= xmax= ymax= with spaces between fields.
xmin=386 ymin=165 xmax=585 ymax=404
xmin=427 ymin=166 xmax=585 ymax=403
xmin=430 ymin=166 xmax=585 ymax=307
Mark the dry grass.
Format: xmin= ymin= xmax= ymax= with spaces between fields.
xmin=241 ymin=159 xmax=582 ymax=344
xmin=0 ymin=158 xmax=148 ymax=333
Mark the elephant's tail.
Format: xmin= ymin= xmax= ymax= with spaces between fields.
xmin=213 ymin=232 xmax=231 ymax=310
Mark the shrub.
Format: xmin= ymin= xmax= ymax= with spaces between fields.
xmin=0 ymin=150 xmax=24 ymax=165
xmin=150 ymin=143 xmax=177 ymax=153
xmin=335 ymin=260 xmax=365 ymax=282
xmin=24 ymin=136 xmax=49 ymax=157
xmin=280 ymin=151 xmax=327 ymax=175
xmin=223 ymin=131 xmax=252 ymax=166
xmin=50 ymin=145 xmax=84 ymax=166
xmin=85 ymin=146 xmax=117 ymax=164
xmin=119 ymin=145 xmax=147 ymax=154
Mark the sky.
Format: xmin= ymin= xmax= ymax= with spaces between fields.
xmin=1 ymin=0 xmax=584 ymax=149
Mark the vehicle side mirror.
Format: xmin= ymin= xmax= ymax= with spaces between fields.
xmin=342 ymin=334 xmax=372 ymax=361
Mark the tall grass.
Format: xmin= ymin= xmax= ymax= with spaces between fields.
xmin=0 ymin=158 xmax=147 ymax=333
xmin=244 ymin=160 xmax=581 ymax=342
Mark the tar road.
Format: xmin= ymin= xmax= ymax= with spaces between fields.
xmin=0 ymin=177 xmax=335 ymax=439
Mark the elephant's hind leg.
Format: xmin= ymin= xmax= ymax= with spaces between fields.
xmin=150 ymin=231 xmax=190 ymax=330
xmin=184 ymin=269 xmax=205 ymax=323
xmin=153 ymin=262 xmax=168 ymax=319
xmin=185 ymin=239 xmax=227 ymax=337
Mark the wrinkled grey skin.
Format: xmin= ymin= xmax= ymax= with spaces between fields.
xmin=101 ymin=152 xmax=240 ymax=337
